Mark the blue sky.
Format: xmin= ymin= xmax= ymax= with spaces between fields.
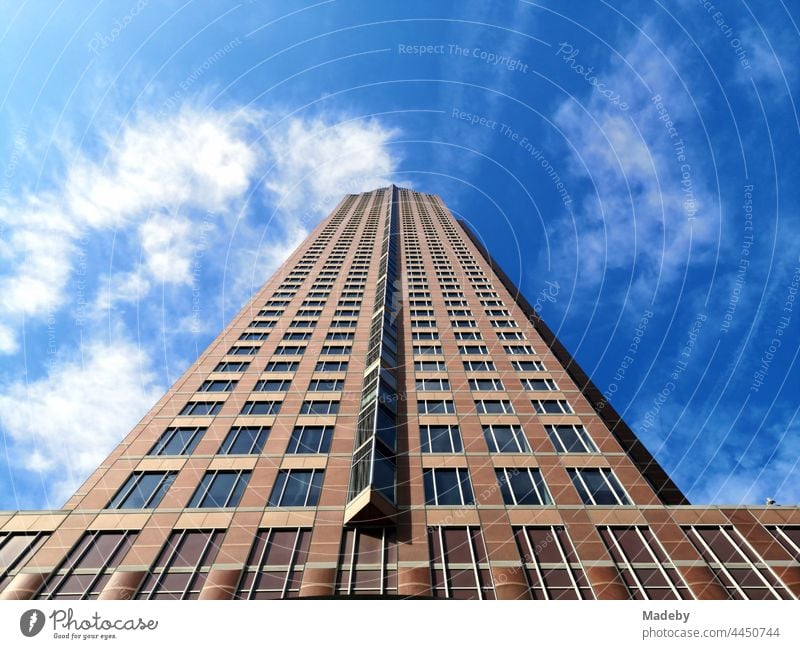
xmin=0 ymin=0 xmax=798 ymax=509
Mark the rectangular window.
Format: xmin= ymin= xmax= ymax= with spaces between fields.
xmin=513 ymin=360 xmax=546 ymax=372
xmin=497 ymin=331 xmax=525 ymax=340
xmin=107 ymin=472 xmax=176 ymax=509
xmin=287 ymin=426 xmax=333 ymax=453
xmin=412 ymin=331 xmax=439 ymax=340
xmin=300 ymin=400 xmax=340 ymax=415
xmin=240 ymin=400 xmax=281 ymax=415
xmin=268 ymin=469 xmax=324 ymax=507
xmin=546 ymin=424 xmax=598 ymax=453
xmin=475 ymin=399 xmax=514 ymax=414
xmin=416 ymin=378 xmax=451 ymax=391
xmin=483 ymin=425 xmax=531 ymax=453
xmin=321 ymin=345 xmax=351 ymax=355
xmin=247 ymin=320 xmax=275 ymax=329
xmin=415 ymin=360 xmax=445 ymax=371
xmin=522 ymin=378 xmax=558 ymax=391
xmin=412 ymin=320 xmax=437 ymax=328
xmin=504 ymin=344 xmax=535 ymax=355
xmin=451 ymin=320 xmax=478 ymax=328
xmin=136 ymin=530 xmax=224 ymax=600
xmin=683 ymin=526 xmax=795 ymax=599
xmin=459 ymin=345 xmax=489 ymax=355
xmin=491 ymin=319 xmax=518 ymax=328
xmin=496 ymin=468 xmax=552 ymax=505
xmin=283 ymin=332 xmax=311 ymax=341
xmin=330 ymin=320 xmax=356 ymax=328
xmin=767 ymin=526 xmax=800 ymax=561
xmin=218 ymin=426 xmax=269 ymax=455
xmin=148 ymin=427 xmax=205 ymax=456
xmin=533 ymin=399 xmax=573 ymax=414
xmin=454 ymin=331 xmax=482 ymax=340
xmin=420 ymin=425 xmax=463 ymax=453
xmin=198 ymin=379 xmax=236 ymax=392
xmin=0 ymin=532 xmax=49 ymax=592
xmin=335 ymin=528 xmax=398 ymax=597
xmin=308 ymin=378 xmax=344 ymax=391
xmin=265 ymin=361 xmax=299 ymax=372
xmin=254 ymin=379 xmax=291 ymax=392
xmin=179 ymin=401 xmax=223 ymax=416
xmin=418 ymin=400 xmax=456 ymax=415
xmin=568 ymin=468 xmax=631 ymax=505
xmin=239 ymin=332 xmax=268 ymax=341
xmin=235 ymin=528 xmax=311 ymax=599
xmin=228 ymin=345 xmax=260 ymax=356
xmin=315 ymin=360 xmax=349 ymax=372
xmin=513 ymin=526 xmax=594 ymax=600
xmin=463 ymin=360 xmax=496 ymax=372
xmin=423 ymin=468 xmax=474 ymax=506
xmin=37 ymin=531 xmax=137 ymax=600
xmin=326 ymin=332 xmax=354 ymax=341
xmin=289 ymin=319 xmax=316 ymax=328
xmin=428 ymin=527 xmax=494 ymax=599
xmin=599 ymin=527 xmax=693 ymax=600
xmin=414 ymin=344 xmax=443 ymax=356
xmin=188 ymin=470 xmax=251 ymax=508
xmin=275 ymin=345 xmax=305 ymax=356
xmin=469 ymin=378 xmax=504 ymax=391
xmin=214 ymin=361 xmax=249 ymax=372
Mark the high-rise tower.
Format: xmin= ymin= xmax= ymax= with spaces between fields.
xmin=1 ymin=187 xmax=799 ymax=600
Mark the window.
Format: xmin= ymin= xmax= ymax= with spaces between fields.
xmin=179 ymin=401 xmax=223 ymax=416
xmin=423 ymin=468 xmax=474 ymax=506
xmin=521 ymin=378 xmax=558 ymax=391
xmin=214 ymin=361 xmax=249 ymax=372
xmin=599 ymin=527 xmax=693 ymax=600
xmin=491 ymin=319 xmax=518 ymax=328
xmin=268 ymin=469 xmax=324 ymax=507
xmin=289 ymin=319 xmax=316 ymax=328
xmin=513 ymin=359 xmax=546 ymax=372
xmin=335 ymin=528 xmax=398 ymax=597
xmin=283 ymin=332 xmax=311 ymax=340
xmin=300 ymin=400 xmax=340 ymax=415
xmin=218 ymin=426 xmax=270 ymax=455
xmin=247 ymin=320 xmax=274 ymax=329
xmin=483 ymin=425 xmax=531 ymax=453
xmin=469 ymin=378 xmax=504 ymax=391
xmin=287 ymin=426 xmax=333 ymax=453
xmin=428 ymin=527 xmax=494 ymax=599
xmin=315 ymin=360 xmax=348 ymax=372
xmin=275 ymin=345 xmax=305 ymax=356
xmin=568 ymin=468 xmax=631 ymax=505
xmin=414 ymin=344 xmax=442 ymax=356
xmin=454 ymin=331 xmax=482 ymax=340
xmin=766 ymin=526 xmax=800 ymax=561
xmin=235 ymin=528 xmax=311 ymax=599
xmin=107 ymin=472 xmax=176 ymax=509
xmin=37 ymin=531 xmax=137 ymax=600
xmin=188 ymin=470 xmax=251 ymax=507
xmin=321 ymin=345 xmax=351 ymax=355
xmin=418 ymin=400 xmax=455 ymax=415
xmin=546 ymin=424 xmax=598 ymax=453
xmin=533 ymin=399 xmax=573 ymax=414
xmin=513 ymin=526 xmax=594 ymax=600
xmin=416 ymin=378 xmax=451 ymax=391
xmin=420 ymin=425 xmax=463 ymax=453
xmin=496 ymin=468 xmax=552 ymax=505
xmin=0 ymin=532 xmax=49 ymax=592
xmin=475 ymin=399 xmax=514 ymax=414
xmin=198 ymin=379 xmax=236 ymax=392
xmin=683 ymin=526 xmax=795 ymax=599
xmin=308 ymin=379 xmax=343 ymax=392
xmin=497 ymin=331 xmax=525 ymax=340
xmin=330 ymin=320 xmax=356 ymax=328
xmin=504 ymin=344 xmax=535 ymax=355
xmin=451 ymin=319 xmax=477 ymax=328
xmin=412 ymin=331 xmax=439 ymax=340
xmin=240 ymin=400 xmax=281 ymax=415
xmin=136 ymin=530 xmax=224 ymax=600
xmin=412 ymin=319 xmax=437 ymax=328
xmin=254 ymin=379 xmax=291 ymax=392
xmin=459 ymin=345 xmax=488 ymax=355
xmin=228 ymin=345 xmax=260 ymax=356
xmin=415 ymin=360 xmax=445 ymax=371
xmin=326 ymin=332 xmax=354 ymax=341
xmin=463 ymin=360 xmax=496 ymax=372
xmin=239 ymin=332 xmax=268 ymax=341
xmin=148 ymin=427 xmax=205 ymax=456
xmin=265 ymin=361 xmax=299 ymax=372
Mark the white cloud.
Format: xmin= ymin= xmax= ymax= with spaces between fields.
xmin=0 ymin=338 xmax=163 ymax=506
xmin=0 ymin=324 xmax=18 ymax=354
xmin=553 ymin=28 xmax=717 ymax=295
xmin=92 ymin=270 xmax=151 ymax=316
xmin=263 ymin=116 xmax=400 ymax=214
xmin=0 ymin=106 xmax=262 ymax=352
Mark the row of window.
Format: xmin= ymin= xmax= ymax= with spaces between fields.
xmin=213 ymin=359 xmax=548 ymax=374
xmin=105 ymin=465 xmax=630 ymax=511
xmin=415 ymin=398 xmax=575 ymax=415
xmin=178 ymin=399 xmax=339 ymax=417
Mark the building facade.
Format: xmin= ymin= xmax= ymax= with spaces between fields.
xmin=1 ymin=186 xmax=799 ymax=600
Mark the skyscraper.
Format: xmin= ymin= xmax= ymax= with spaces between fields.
xmin=1 ymin=186 xmax=798 ymax=600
